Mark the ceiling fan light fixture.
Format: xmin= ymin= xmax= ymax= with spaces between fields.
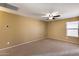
xmin=49 ymin=17 xmax=53 ymax=19
xmin=41 ymin=11 xmax=60 ymax=21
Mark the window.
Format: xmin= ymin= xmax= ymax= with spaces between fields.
xmin=66 ymin=21 xmax=79 ymax=37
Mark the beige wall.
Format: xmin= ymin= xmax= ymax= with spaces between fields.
xmin=47 ymin=17 xmax=79 ymax=44
xmin=0 ymin=9 xmax=79 ymax=49
xmin=0 ymin=11 xmax=47 ymax=49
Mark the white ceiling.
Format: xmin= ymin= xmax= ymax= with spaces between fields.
xmin=9 ymin=3 xmax=79 ymax=20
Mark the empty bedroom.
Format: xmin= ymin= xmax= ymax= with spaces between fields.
xmin=0 ymin=3 xmax=79 ymax=56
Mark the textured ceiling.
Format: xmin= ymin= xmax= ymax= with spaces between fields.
xmin=9 ymin=3 xmax=79 ymax=20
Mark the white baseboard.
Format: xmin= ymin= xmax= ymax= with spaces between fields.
xmin=0 ymin=38 xmax=43 ymax=51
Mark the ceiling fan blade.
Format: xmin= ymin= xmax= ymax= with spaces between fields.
xmin=54 ymin=15 xmax=60 ymax=17
xmin=41 ymin=16 xmax=49 ymax=17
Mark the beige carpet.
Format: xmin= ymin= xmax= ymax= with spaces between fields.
xmin=0 ymin=39 xmax=79 ymax=56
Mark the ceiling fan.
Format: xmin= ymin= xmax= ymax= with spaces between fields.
xmin=41 ymin=12 xmax=60 ymax=21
